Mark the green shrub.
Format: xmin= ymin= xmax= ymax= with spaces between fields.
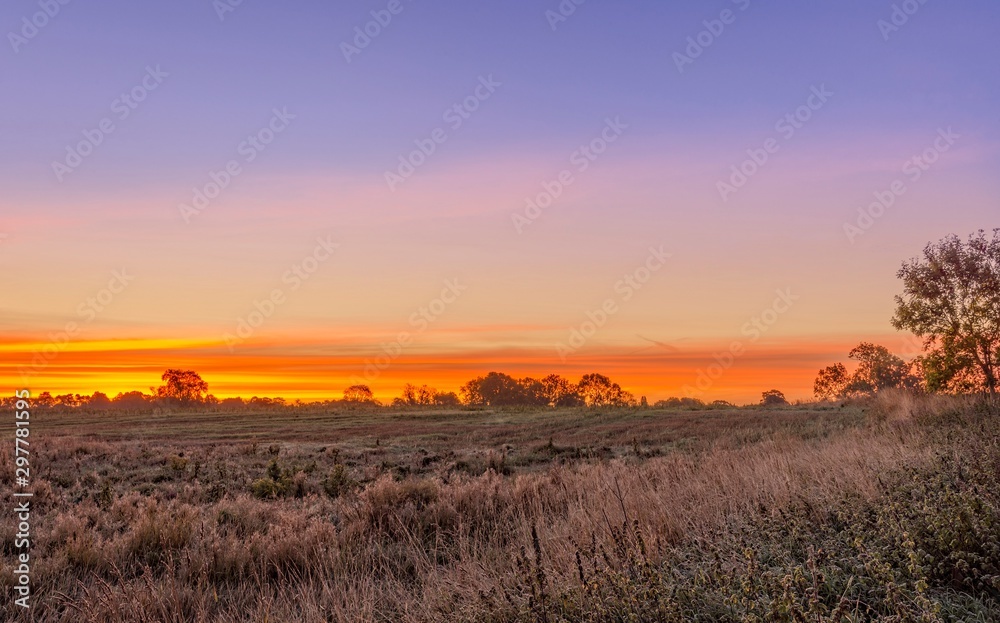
xmin=322 ymin=464 xmax=355 ymax=498
xmin=250 ymin=478 xmax=283 ymax=499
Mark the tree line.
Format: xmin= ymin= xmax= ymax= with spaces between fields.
xmin=11 ymin=369 xmax=788 ymax=411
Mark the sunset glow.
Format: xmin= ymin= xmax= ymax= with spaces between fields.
xmin=2 ymin=1 xmax=997 ymax=404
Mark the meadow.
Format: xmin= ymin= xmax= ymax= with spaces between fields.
xmin=2 ymin=393 xmax=999 ymax=622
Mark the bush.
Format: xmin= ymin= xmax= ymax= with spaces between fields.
xmin=322 ymin=464 xmax=355 ymax=498
xmin=250 ymin=458 xmax=294 ymax=499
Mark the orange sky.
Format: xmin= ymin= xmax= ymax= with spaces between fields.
xmin=0 ymin=328 xmax=923 ymax=404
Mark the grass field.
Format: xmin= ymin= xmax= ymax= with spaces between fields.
xmin=3 ymin=393 xmax=1000 ymax=622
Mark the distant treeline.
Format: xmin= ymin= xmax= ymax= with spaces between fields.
xmin=4 ymin=369 xmax=783 ymax=412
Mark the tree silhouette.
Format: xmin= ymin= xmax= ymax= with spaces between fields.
xmin=845 ymin=343 xmax=918 ymax=394
xmin=893 ymin=230 xmax=1000 ymax=395
xmin=87 ymin=392 xmax=112 ymax=410
xmin=343 ymin=385 xmax=375 ymax=403
xmin=540 ymin=374 xmax=583 ymax=407
xmin=113 ymin=391 xmax=149 ymax=410
xmin=154 ymin=369 xmax=208 ymax=404
xmin=813 ymin=343 xmax=920 ymax=400
xmin=459 ymin=378 xmax=485 ymax=406
xmin=760 ymin=389 xmax=788 ymax=406
xmin=395 ymin=384 xmax=454 ymax=406
xmin=458 ymin=372 xmax=629 ymax=407
xmin=814 ymin=363 xmax=849 ymax=400
xmin=578 ymin=373 xmax=635 ymax=407
xmin=433 ymin=391 xmax=461 ymax=406
xmin=517 ymin=377 xmax=549 ymax=406
xmin=471 ymin=372 xmax=525 ymax=406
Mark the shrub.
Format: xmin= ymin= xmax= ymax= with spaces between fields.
xmin=322 ymin=464 xmax=355 ymax=498
xmin=168 ymin=454 xmax=189 ymax=472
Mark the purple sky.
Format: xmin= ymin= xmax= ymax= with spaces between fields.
xmin=2 ymin=0 xmax=998 ymax=401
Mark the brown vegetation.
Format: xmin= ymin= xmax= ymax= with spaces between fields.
xmin=3 ymin=393 xmax=999 ymax=621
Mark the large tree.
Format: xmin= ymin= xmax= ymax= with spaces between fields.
xmin=578 ymin=373 xmax=635 ymax=407
xmin=845 ymin=342 xmax=918 ymax=394
xmin=395 ymin=383 xmax=438 ymax=406
xmin=814 ymin=363 xmax=849 ymax=400
xmin=343 ymin=384 xmax=374 ymax=403
xmin=813 ymin=343 xmax=920 ymax=400
xmin=460 ymin=372 xmax=524 ymax=406
xmin=154 ymin=369 xmax=208 ymax=404
xmin=892 ymin=230 xmax=1000 ymax=395
xmin=761 ymin=389 xmax=788 ymax=406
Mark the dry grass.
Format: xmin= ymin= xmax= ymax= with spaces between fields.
xmin=1 ymin=396 xmax=997 ymax=621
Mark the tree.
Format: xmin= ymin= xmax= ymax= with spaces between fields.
xmin=479 ymin=372 xmax=526 ymax=405
xmin=921 ymin=349 xmax=985 ymax=394
xmin=517 ymin=377 xmax=549 ymax=406
xmin=540 ymin=374 xmax=583 ymax=407
xmin=893 ymin=230 xmax=1000 ymax=395
xmin=416 ymin=385 xmax=436 ymax=405
xmin=343 ymin=384 xmax=375 ymax=403
xmin=113 ymin=391 xmax=149 ymax=410
xmin=813 ymin=343 xmax=921 ymax=400
xmin=578 ymin=373 xmax=635 ymax=407
xmin=54 ymin=394 xmax=83 ymax=408
xmin=459 ymin=378 xmax=485 ymax=406
xmin=433 ymin=391 xmax=461 ymax=406
xmin=399 ymin=383 xmax=419 ymax=405
xmin=460 ymin=372 xmax=525 ymax=406
xmin=814 ymin=363 xmax=849 ymax=400
xmin=87 ymin=392 xmax=112 ymax=410
xmin=761 ymin=389 xmax=788 ymax=406
xmin=845 ymin=342 xmax=917 ymax=394
xmin=396 ymin=383 xmax=439 ymax=406
xmin=154 ymin=369 xmax=208 ymax=404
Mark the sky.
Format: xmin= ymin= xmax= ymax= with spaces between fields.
xmin=1 ymin=0 xmax=998 ymax=403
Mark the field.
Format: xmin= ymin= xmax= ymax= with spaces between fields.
xmin=3 ymin=394 xmax=1000 ymax=622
